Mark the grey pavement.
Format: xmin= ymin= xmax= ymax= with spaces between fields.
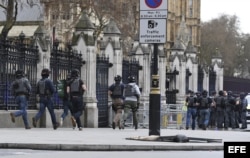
xmin=0 ymin=127 xmax=249 ymax=151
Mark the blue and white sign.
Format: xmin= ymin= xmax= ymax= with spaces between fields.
xmin=139 ymin=19 xmax=166 ymax=43
xmin=140 ymin=0 xmax=167 ymax=10
xmin=139 ymin=0 xmax=167 ymax=43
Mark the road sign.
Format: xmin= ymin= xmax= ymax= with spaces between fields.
xmin=140 ymin=0 xmax=167 ymax=18
xmin=140 ymin=10 xmax=167 ymax=19
xmin=140 ymin=0 xmax=167 ymax=10
xmin=139 ymin=19 xmax=166 ymax=43
xmin=139 ymin=0 xmax=167 ymax=43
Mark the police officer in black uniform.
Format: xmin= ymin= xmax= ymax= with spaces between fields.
xmin=197 ymin=90 xmax=212 ymax=130
xmin=234 ymin=93 xmax=241 ymax=129
xmin=10 ymin=69 xmax=32 ymax=129
xmin=214 ymin=90 xmax=225 ymax=129
xmin=32 ymin=68 xmax=59 ymax=130
xmin=59 ymin=73 xmax=73 ymax=126
xmin=239 ymin=92 xmax=248 ymax=129
xmin=108 ymin=75 xmax=125 ymax=129
xmin=67 ymin=69 xmax=86 ymax=131
xmin=185 ymin=90 xmax=198 ymax=130
xmin=209 ymin=91 xmax=217 ymax=129
xmin=224 ymin=91 xmax=236 ymax=129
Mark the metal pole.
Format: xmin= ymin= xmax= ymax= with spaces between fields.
xmin=149 ymin=43 xmax=161 ymax=136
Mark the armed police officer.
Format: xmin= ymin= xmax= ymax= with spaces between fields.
xmin=32 ymin=68 xmax=59 ymax=130
xmin=185 ymin=90 xmax=198 ymax=130
xmin=197 ymin=90 xmax=212 ymax=130
xmin=234 ymin=93 xmax=241 ymax=129
xmin=239 ymin=92 xmax=248 ymax=129
xmin=10 ymin=69 xmax=32 ymax=129
xmin=59 ymin=73 xmax=73 ymax=126
xmin=67 ymin=69 xmax=86 ymax=131
xmin=209 ymin=91 xmax=217 ymax=129
xmin=121 ymin=76 xmax=141 ymax=130
xmin=224 ymin=91 xmax=236 ymax=129
xmin=108 ymin=75 xmax=125 ymax=129
xmin=214 ymin=90 xmax=225 ymax=129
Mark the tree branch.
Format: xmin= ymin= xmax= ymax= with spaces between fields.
xmin=0 ymin=4 xmax=7 ymax=10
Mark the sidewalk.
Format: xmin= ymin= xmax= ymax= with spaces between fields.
xmin=0 ymin=127 xmax=249 ymax=151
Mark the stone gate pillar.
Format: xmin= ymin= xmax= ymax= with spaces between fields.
xmin=73 ymin=11 xmax=98 ymax=128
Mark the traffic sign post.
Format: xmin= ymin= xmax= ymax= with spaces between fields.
xmin=139 ymin=0 xmax=167 ymax=136
xmin=139 ymin=0 xmax=167 ymax=44
xmin=140 ymin=19 xmax=166 ymax=43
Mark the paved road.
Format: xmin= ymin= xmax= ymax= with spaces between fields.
xmin=0 ymin=127 xmax=249 ymax=151
xmin=0 ymin=149 xmax=223 ymax=158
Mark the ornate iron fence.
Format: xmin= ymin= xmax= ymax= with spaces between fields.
xmin=122 ymin=58 xmax=140 ymax=84
xmin=197 ymin=65 xmax=204 ymax=92
xmin=50 ymin=42 xmax=84 ymax=109
xmin=224 ymin=76 xmax=250 ymax=94
xmin=165 ymin=68 xmax=179 ymax=104
xmin=96 ymin=54 xmax=109 ymax=127
xmin=185 ymin=68 xmax=192 ymax=93
xmin=0 ymin=37 xmax=39 ymax=110
xmin=209 ymin=67 xmax=216 ymax=94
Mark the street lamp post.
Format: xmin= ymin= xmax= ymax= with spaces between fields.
xmin=149 ymin=43 xmax=161 ymax=136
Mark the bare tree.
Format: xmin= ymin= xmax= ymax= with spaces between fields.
xmin=0 ymin=0 xmax=18 ymax=41
xmin=0 ymin=0 xmax=42 ymax=41
xmin=200 ymin=14 xmax=241 ymax=76
xmin=41 ymin=0 xmax=137 ymax=53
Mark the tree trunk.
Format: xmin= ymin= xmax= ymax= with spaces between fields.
xmin=0 ymin=0 xmax=17 ymax=41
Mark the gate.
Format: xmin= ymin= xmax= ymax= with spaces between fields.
xmin=197 ymin=65 xmax=204 ymax=92
xmin=224 ymin=76 xmax=250 ymax=94
xmin=165 ymin=68 xmax=179 ymax=104
xmin=50 ymin=43 xmax=83 ymax=109
xmin=0 ymin=37 xmax=39 ymax=110
xmin=96 ymin=55 xmax=109 ymax=127
xmin=122 ymin=58 xmax=140 ymax=84
xmin=185 ymin=68 xmax=192 ymax=93
xmin=209 ymin=67 xmax=216 ymax=94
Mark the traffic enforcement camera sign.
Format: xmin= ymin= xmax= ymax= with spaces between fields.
xmin=139 ymin=19 xmax=166 ymax=43
xmin=139 ymin=0 xmax=167 ymax=43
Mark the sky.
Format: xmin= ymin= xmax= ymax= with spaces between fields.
xmin=201 ymin=0 xmax=250 ymax=34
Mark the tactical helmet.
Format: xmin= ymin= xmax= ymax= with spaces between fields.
xmin=240 ymin=92 xmax=245 ymax=99
xmin=227 ymin=91 xmax=232 ymax=96
xmin=114 ymin=75 xmax=122 ymax=82
xmin=71 ymin=69 xmax=79 ymax=77
xmin=41 ymin=68 xmax=50 ymax=77
xmin=218 ymin=90 xmax=224 ymax=96
xmin=195 ymin=91 xmax=201 ymax=96
xmin=210 ymin=91 xmax=216 ymax=96
xmin=202 ymin=90 xmax=208 ymax=97
xmin=128 ymin=76 xmax=136 ymax=83
xmin=188 ymin=90 xmax=193 ymax=94
xmin=15 ymin=69 xmax=24 ymax=77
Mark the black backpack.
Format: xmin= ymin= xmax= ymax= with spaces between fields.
xmin=14 ymin=78 xmax=28 ymax=93
xmin=112 ymin=84 xmax=122 ymax=96
xmin=200 ymin=97 xmax=208 ymax=108
xmin=124 ymin=84 xmax=135 ymax=97
xmin=38 ymin=79 xmax=48 ymax=95
xmin=70 ymin=78 xmax=80 ymax=93
xmin=187 ymin=96 xmax=195 ymax=107
xmin=215 ymin=96 xmax=222 ymax=107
